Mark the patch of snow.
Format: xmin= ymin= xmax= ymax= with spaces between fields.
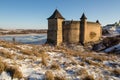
xmin=0 ymin=72 xmax=11 ymax=80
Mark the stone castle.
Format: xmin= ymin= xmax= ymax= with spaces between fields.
xmin=47 ymin=9 xmax=102 ymax=45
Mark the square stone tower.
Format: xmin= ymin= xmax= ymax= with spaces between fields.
xmin=47 ymin=9 xmax=64 ymax=45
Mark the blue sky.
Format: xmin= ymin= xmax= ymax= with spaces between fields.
xmin=0 ymin=0 xmax=120 ymax=29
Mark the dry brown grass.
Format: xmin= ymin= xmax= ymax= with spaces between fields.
xmin=92 ymin=54 xmax=109 ymax=62
xmin=41 ymin=54 xmax=47 ymax=66
xmin=76 ymin=68 xmax=88 ymax=76
xmin=39 ymin=50 xmax=48 ymax=57
xmin=45 ymin=71 xmax=54 ymax=80
xmin=6 ymin=66 xmax=23 ymax=79
xmin=0 ymin=58 xmax=5 ymax=74
xmin=0 ymin=41 xmax=16 ymax=49
xmin=31 ymin=47 xmax=43 ymax=57
xmin=20 ymin=49 xmax=33 ymax=55
xmin=50 ymin=62 xmax=60 ymax=70
xmin=77 ymin=53 xmax=113 ymax=65
xmin=69 ymin=56 xmax=78 ymax=65
xmin=0 ymin=49 xmax=15 ymax=59
xmin=54 ymin=46 xmax=79 ymax=56
xmin=45 ymin=70 xmax=66 ymax=80
xmin=106 ymin=54 xmax=118 ymax=61
xmin=85 ymin=60 xmax=101 ymax=67
xmin=20 ymin=47 xmax=48 ymax=58
xmin=41 ymin=50 xmax=49 ymax=66
xmin=76 ymin=68 xmax=95 ymax=80
xmin=55 ymin=45 xmax=117 ymax=62
xmin=20 ymin=49 xmax=34 ymax=56
xmin=16 ymin=55 xmax=25 ymax=60
xmin=54 ymin=45 xmax=112 ymax=63
xmin=82 ymin=75 xmax=94 ymax=80
xmin=0 ymin=57 xmax=23 ymax=79
xmin=54 ymin=76 xmax=66 ymax=80
xmin=79 ymin=62 xmax=85 ymax=66
xmin=0 ymin=40 xmax=45 ymax=58
xmin=111 ymin=69 xmax=120 ymax=77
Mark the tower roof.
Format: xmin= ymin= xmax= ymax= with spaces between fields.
xmin=48 ymin=9 xmax=65 ymax=19
xmin=96 ymin=20 xmax=100 ymax=24
xmin=80 ymin=13 xmax=87 ymax=19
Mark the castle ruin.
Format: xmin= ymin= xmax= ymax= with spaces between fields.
xmin=47 ymin=9 xmax=102 ymax=45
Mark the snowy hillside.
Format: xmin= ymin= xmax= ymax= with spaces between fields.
xmin=103 ymin=21 xmax=120 ymax=36
xmin=0 ymin=40 xmax=119 ymax=80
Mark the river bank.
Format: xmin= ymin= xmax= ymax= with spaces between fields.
xmin=0 ymin=33 xmax=47 ymax=45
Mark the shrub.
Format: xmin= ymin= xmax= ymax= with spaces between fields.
xmin=45 ymin=71 xmax=54 ymax=80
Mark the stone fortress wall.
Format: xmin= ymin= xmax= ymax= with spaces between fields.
xmin=47 ymin=9 xmax=102 ymax=45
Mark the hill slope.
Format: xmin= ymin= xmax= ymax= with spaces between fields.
xmin=0 ymin=40 xmax=119 ymax=80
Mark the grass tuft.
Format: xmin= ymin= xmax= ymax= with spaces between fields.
xmin=6 ymin=66 xmax=23 ymax=79
xmin=76 ymin=68 xmax=88 ymax=76
xmin=45 ymin=71 xmax=54 ymax=80
xmin=0 ymin=49 xmax=14 ymax=59
xmin=0 ymin=59 xmax=5 ymax=74
xmin=82 ymin=75 xmax=94 ymax=80
xmin=50 ymin=62 xmax=60 ymax=70
xmin=0 ymin=58 xmax=23 ymax=79
xmin=54 ymin=76 xmax=66 ymax=80
xmin=111 ymin=69 xmax=120 ymax=77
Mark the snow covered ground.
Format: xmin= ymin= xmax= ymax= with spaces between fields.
xmin=103 ymin=25 xmax=120 ymax=37
xmin=0 ymin=40 xmax=119 ymax=80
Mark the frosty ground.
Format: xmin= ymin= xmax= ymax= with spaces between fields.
xmin=0 ymin=40 xmax=120 ymax=80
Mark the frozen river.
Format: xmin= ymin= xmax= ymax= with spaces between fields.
xmin=0 ymin=34 xmax=47 ymax=45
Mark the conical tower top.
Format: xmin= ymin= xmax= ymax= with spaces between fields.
xmin=96 ymin=20 xmax=100 ymax=24
xmin=80 ymin=13 xmax=87 ymax=19
xmin=48 ymin=9 xmax=64 ymax=19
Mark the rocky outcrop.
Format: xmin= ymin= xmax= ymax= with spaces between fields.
xmin=92 ymin=35 xmax=120 ymax=53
